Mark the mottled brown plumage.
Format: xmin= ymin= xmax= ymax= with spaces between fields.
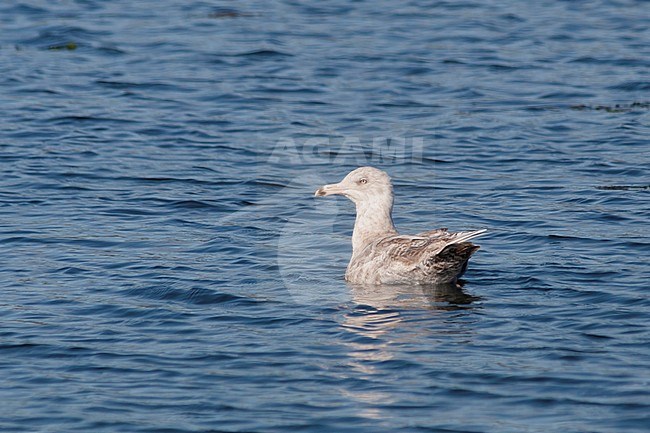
xmin=315 ymin=167 xmax=485 ymax=285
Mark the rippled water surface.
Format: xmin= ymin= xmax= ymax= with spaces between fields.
xmin=1 ymin=1 xmax=649 ymax=432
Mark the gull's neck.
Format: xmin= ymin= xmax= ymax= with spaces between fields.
xmin=351 ymin=193 xmax=397 ymax=256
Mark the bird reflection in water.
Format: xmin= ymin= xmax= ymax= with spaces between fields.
xmin=338 ymin=283 xmax=479 ymax=420
xmin=349 ymin=281 xmax=479 ymax=311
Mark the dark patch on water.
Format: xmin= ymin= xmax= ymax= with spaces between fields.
xmin=596 ymin=185 xmax=650 ymax=191
xmin=571 ymin=101 xmax=650 ymax=113
xmin=207 ymin=9 xmax=254 ymax=19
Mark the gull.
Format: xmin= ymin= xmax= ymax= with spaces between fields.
xmin=315 ymin=167 xmax=486 ymax=285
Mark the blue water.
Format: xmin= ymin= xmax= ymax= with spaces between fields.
xmin=1 ymin=1 xmax=649 ymax=432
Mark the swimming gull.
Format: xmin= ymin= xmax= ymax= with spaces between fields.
xmin=315 ymin=166 xmax=486 ymax=285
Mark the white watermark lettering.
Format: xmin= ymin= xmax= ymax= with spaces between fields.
xmin=265 ymin=136 xmax=427 ymax=165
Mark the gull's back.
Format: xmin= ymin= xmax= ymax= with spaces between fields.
xmin=345 ymin=228 xmax=486 ymax=285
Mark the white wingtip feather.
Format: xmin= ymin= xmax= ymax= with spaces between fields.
xmin=450 ymin=229 xmax=487 ymax=245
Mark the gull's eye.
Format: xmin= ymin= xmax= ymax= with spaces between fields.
xmin=358 ymin=178 xmax=368 ymax=185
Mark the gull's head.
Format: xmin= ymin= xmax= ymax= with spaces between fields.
xmin=314 ymin=166 xmax=393 ymax=205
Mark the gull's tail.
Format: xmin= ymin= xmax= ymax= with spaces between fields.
xmin=432 ymin=229 xmax=486 ymax=283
